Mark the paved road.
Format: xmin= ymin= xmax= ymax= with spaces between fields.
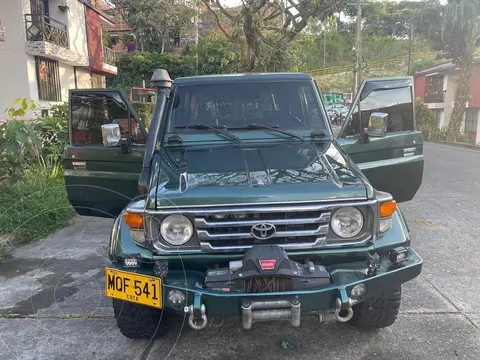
xmin=1 ymin=142 xmax=479 ymax=360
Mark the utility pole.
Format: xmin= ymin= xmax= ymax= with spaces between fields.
xmin=323 ymin=31 xmax=326 ymax=68
xmin=407 ymin=23 xmax=413 ymax=76
xmin=352 ymin=0 xmax=364 ymax=97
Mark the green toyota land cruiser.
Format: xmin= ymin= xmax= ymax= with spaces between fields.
xmin=64 ymin=70 xmax=423 ymax=338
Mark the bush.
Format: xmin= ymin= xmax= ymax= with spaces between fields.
xmin=0 ymin=168 xmax=73 ymax=249
xmin=1 ymin=100 xmax=69 ymax=182
xmin=415 ymin=97 xmax=473 ymax=144
xmin=132 ymin=102 xmax=155 ymax=130
xmin=0 ymin=99 xmax=73 ymax=254
xmin=106 ymin=52 xmax=196 ymax=93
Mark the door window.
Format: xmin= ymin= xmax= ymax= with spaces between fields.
xmin=71 ymin=92 xmax=144 ymax=145
xmin=340 ymin=86 xmax=413 ymax=138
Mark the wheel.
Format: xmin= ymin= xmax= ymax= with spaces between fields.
xmin=113 ymin=299 xmax=172 ymax=339
xmin=349 ymin=287 xmax=401 ymax=329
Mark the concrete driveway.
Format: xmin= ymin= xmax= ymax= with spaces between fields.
xmin=0 ymin=142 xmax=479 ymax=360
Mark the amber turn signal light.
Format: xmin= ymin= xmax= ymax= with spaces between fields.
xmin=380 ymin=200 xmax=397 ymax=218
xmin=124 ymin=212 xmax=144 ymax=229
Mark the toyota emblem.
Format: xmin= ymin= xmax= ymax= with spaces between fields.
xmin=251 ymin=223 xmax=276 ymax=240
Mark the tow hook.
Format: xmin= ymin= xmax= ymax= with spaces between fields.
xmin=334 ymin=288 xmax=354 ymax=323
xmin=184 ymin=294 xmax=207 ymax=330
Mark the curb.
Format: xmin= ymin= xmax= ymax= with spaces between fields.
xmin=425 ymin=139 xmax=480 ymax=151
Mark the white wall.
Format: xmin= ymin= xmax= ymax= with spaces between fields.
xmin=476 ymin=110 xmax=480 ymax=145
xmin=0 ymin=0 xmax=32 ymax=120
xmin=66 ymin=0 xmax=89 ymax=60
xmin=48 ymin=0 xmax=69 ymax=26
xmin=443 ymin=72 xmax=457 ymax=128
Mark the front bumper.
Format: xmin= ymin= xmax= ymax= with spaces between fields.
xmin=108 ymin=209 xmax=421 ymax=328
xmin=113 ymin=247 xmax=422 ymax=317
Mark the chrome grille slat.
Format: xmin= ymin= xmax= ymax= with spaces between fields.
xmin=197 ymin=224 xmax=329 ymax=241
xmin=195 ymin=213 xmax=330 ymax=228
xmin=192 ymin=204 xmax=333 ymax=249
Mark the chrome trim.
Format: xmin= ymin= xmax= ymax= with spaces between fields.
xmin=126 ymin=199 xmax=147 ymax=213
xmin=195 ymin=212 xmax=331 ymax=228
xmin=109 ymin=213 xmax=122 ymax=258
xmin=197 ymin=224 xmax=328 ymax=241
xmin=148 ymin=199 xmax=375 ymax=214
xmin=200 ymin=236 xmax=327 ymax=251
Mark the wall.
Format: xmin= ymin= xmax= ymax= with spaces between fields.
xmin=75 ymin=67 xmax=92 ymax=88
xmin=66 ymin=0 xmax=89 ymax=60
xmin=469 ymin=64 xmax=480 ymax=108
xmin=476 ymin=110 xmax=480 ymax=145
xmin=414 ymin=75 xmax=426 ymax=101
xmin=86 ymin=7 xmax=104 ymax=72
xmin=0 ymin=0 xmax=31 ymax=120
xmin=48 ymin=0 xmax=68 ymax=26
xmin=443 ymin=72 xmax=457 ymax=128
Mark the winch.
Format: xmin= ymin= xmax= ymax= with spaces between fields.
xmin=204 ymin=245 xmax=331 ymax=293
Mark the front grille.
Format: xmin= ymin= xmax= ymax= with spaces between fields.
xmin=245 ymin=277 xmax=292 ymax=293
xmin=194 ymin=205 xmax=331 ymax=250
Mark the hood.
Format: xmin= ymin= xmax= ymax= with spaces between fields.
xmin=151 ymin=141 xmax=367 ymax=208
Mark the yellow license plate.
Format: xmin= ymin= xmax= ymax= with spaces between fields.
xmin=105 ymin=268 xmax=162 ymax=309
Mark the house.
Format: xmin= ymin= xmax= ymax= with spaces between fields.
xmin=414 ymin=59 xmax=480 ymax=144
xmin=0 ymin=0 xmax=117 ymax=120
xmin=88 ymin=0 xmax=133 ymax=58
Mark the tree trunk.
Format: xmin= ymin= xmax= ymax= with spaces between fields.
xmin=243 ymin=8 xmax=259 ymax=72
xmin=449 ymin=52 xmax=475 ymax=134
xmin=161 ymin=37 xmax=166 ymax=54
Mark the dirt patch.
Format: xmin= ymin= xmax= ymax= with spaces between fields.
xmin=414 ymin=219 xmax=444 ymax=228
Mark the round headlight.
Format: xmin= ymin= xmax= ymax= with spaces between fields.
xmin=160 ymin=214 xmax=194 ymax=246
xmin=330 ymin=207 xmax=364 ymax=238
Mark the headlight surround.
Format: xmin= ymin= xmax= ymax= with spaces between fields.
xmin=160 ymin=214 xmax=194 ymax=246
xmin=330 ymin=206 xmax=364 ymax=238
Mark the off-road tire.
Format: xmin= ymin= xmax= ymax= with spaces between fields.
xmin=113 ymin=299 xmax=172 ymax=339
xmin=349 ymin=287 xmax=401 ymax=329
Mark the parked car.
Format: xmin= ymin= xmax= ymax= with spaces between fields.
xmin=64 ymin=71 xmax=424 ymax=338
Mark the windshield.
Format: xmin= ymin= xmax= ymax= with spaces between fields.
xmin=167 ymin=81 xmax=326 ymax=133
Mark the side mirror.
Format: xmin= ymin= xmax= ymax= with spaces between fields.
xmin=101 ymin=124 xmax=121 ymax=147
xmin=367 ymin=112 xmax=388 ymax=137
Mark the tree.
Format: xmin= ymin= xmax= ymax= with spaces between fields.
xmin=110 ymin=0 xmax=197 ymax=53
xmin=202 ymin=0 xmax=345 ymax=72
xmin=417 ymin=0 xmax=480 ymax=133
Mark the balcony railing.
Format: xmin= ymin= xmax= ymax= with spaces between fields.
xmin=25 ymin=14 xmax=69 ymax=49
xmin=102 ymin=45 xmax=116 ymax=66
xmin=425 ymin=91 xmax=445 ymax=104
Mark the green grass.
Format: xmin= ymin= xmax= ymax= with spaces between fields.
xmin=0 ymin=171 xmax=74 ymax=255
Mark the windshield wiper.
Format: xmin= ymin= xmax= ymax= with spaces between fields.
xmin=174 ymin=124 xmax=243 ymax=144
xmin=229 ymin=124 xmax=305 ymax=142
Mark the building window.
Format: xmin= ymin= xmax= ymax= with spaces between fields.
xmin=425 ymin=74 xmax=445 ymax=103
xmin=465 ymin=108 xmax=478 ymax=133
xmin=109 ymin=33 xmax=119 ymax=47
xmin=35 ymin=56 xmax=61 ymax=101
xmin=91 ymin=74 xmax=105 ymax=88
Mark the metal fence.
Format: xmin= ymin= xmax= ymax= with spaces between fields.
xmin=24 ymin=14 xmax=69 ymax=48
xmin=102 ymin=45 xmax=116 ymax=66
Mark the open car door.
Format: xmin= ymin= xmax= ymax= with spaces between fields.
xmin=336 ymin=77 xmax=423 ymax=203
xmin=64 ymin=89 xmax=148 ymax=217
